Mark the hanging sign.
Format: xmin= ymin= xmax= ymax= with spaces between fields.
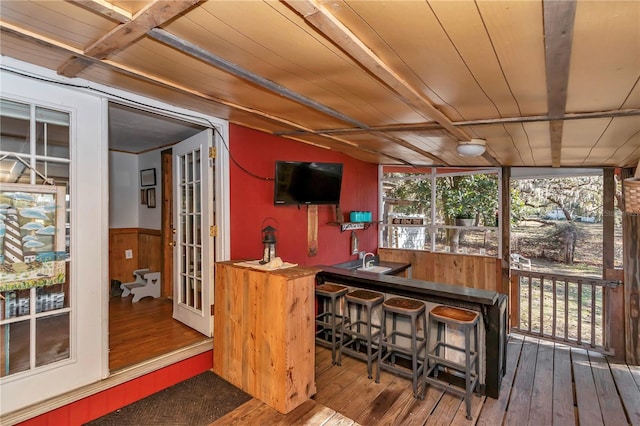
xmin=0 ymin=184 xmax=67 ymax=292
xmin=391 ymin=217 xmax=424 ymax=225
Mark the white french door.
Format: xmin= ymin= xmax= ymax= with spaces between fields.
xmin=172 ymin=129 xmax=214 ymax=336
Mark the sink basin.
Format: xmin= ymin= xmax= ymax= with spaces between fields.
xmin=356 ymin=265 xmax=392 ymax=274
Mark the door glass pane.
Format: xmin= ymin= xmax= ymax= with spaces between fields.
xmin=195 ymin=216 xmax=201 ymax=246
xmin=35 ymin=106 xmax=70 ymax=159
xmin=176 ymin=146 xmax=204 ymax=313
xmin=187 ymin=152 xmax=193 ymax=182
xmin=36 ymin=284 xmax=67 ymax=313
xmin=194 ymin=182 xmax=201 ymax=213
xmin=1 ymin=320 xmax=30 ymax=377
xmin=36 ymin=312 xmax=70 ymax=367
xmin=194 ymin=150 xmax=201 ymax=181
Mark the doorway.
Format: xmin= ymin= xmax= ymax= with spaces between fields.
xmin=107 ymin=103 xmax=215 ymax=371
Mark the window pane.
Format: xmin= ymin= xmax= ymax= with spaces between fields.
xmin=1 ymin=320 xmax=30 ymax=376
xmin=0 ymin=100 xmax=30 ymax=183
xmin=35 ymin=106 xmax=70 ymax=159
xmin=380 ymin=166 xmax=500 ymax=256
xmin=36 ymin=312 xmax=70 ymax=367
xmin=1 ymin=290 xmax=31 ymax=319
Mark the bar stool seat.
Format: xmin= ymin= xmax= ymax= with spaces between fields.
xmin=338 ymin=289 xmax=384 ymax=378
xmin=376 ymin=297 xmax=427 ymax=399
xmin=315 ymin=283 xmax=349 ymax=364
xmin=424 ymin=305 xmax=479 ymax=420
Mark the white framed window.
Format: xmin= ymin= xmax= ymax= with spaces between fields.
xmin=380 ymin=166 xmax=502 ymax=257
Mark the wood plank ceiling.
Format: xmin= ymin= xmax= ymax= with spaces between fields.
xmin=0 ymin=0 xmax=638 ymax=168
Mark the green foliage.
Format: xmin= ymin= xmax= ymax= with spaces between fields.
xmin=383 ymin=173 xmax=431 ymax=216
xmin=437 ymin=174 xmax=499 ymax=224
xmin=514 ymin=176 xmax=604 ymax=221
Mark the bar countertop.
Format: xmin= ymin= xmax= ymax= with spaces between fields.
xmin=318 ymin=265 xmax=499 ymax=306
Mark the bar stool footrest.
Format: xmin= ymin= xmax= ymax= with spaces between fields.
xmin=427 ymin=354 xmax=477 ymax=371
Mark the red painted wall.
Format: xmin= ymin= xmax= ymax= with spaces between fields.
xmin=229 ymin=124 xmax=379 ymax=266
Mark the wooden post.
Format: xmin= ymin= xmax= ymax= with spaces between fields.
xmin=500 ymin=167 xmax=511 ymax=296
xmin=623 ymin=166 xmax=640 ymax=365
xmin=603 ymin=168 xmax=625 ymax=359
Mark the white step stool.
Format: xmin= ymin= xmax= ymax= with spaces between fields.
xmin=121 ymin=269 xmax=161 ymax=302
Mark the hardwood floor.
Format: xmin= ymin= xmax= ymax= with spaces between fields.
xmin=212 ymin=334 xmax=640 ymax=425
xmin=109 ymin=295 xmax=208 ymax=371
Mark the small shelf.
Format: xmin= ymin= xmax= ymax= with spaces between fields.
xmin=328 ymin=222 xmax=373 ymax=232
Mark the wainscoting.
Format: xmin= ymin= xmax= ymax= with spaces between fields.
xmin=379 ymin=248 xmax=502 ymax=292
xmin=109 ymin=228 xmax=162 ymax=293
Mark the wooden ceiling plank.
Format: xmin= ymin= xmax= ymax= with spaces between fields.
xmin=147 ymin=27 xmax=445 ymax=165
xmin=543 ymin=0 xmax=577 ymax=166
xmin=284 ymin=0 xmax=467 ymax=141
xmin=65 ymin=0 xmax=132 ymax=24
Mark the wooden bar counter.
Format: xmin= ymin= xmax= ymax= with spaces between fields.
xmin=213 ymin=261 xmax=318 ymax=414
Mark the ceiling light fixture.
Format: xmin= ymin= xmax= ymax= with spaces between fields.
xmin=457 ymin=138 xmax=487 ymax=157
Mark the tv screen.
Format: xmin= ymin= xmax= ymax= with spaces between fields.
xmin=274 ymin=161 xmax=343 ymax=205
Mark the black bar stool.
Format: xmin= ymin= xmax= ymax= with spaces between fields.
xmin=424 ymin=305 xmax=479 ymax=420
xmin=315 ymin=283 xmax=349 ymax=364
xmin=375 ymin=297 xmax=427 ymax=398
xmin=338 ymin=289 xmax=384 ymax=378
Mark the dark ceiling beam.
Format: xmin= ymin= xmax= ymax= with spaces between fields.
xmin=275 ymin=122 xmax=445 ymax=136
xmin=148 ymin=28 xmax=446 ymax=165
xmin=58 ymin=0 xmax=200 ymax=77
xmin=0 ymin=23 xmax=352 ymax=152
xmin=57 ymin=0 xmax=448 ymax=165
xmin=543 ymin=0 xmax=577 ymax=167
xmin=283 ymin=0 xmax=467 ymax=140
xmin=276 ymin=107 xmax=640 ymax=136
xmin=283 ymin=0 xmax=498 ymax=166
xmin=0 ymin=20 xmax=417 ymax=165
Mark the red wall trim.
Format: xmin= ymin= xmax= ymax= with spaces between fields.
xmin=17 ymin=351 xmax=213 ymax=426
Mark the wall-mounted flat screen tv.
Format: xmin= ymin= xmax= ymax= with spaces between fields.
xmin=274 ymin=161 xmax=343 ymax=205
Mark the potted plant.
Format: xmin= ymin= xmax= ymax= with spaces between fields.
xmin=454 ymin=208 xmax=475 ymax=226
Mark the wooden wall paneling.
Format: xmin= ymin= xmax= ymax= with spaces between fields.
xmin=378 ymin=248 xmax=500 ymax=291
xmin=138 ymin=229 xmax=162 ymax=272
xmin=109 ymin=228 xmax=139 ymax=283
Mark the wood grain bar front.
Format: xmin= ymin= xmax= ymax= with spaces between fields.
xmin=213 ymin=261 xmax=318 ymax=414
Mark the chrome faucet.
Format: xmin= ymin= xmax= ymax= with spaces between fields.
xmin=362 ymin=252 xmax=375 ymax=269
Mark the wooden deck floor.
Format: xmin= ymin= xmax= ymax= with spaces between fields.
xmin=212 ymin=334 xmax=640 ymax=425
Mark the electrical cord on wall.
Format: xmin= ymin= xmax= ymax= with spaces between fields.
xmin=1 ymin=66 xmax=274 ymax=181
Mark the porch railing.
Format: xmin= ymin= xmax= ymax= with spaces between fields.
xmin=510 ymin=270 xmax=622 ymax=354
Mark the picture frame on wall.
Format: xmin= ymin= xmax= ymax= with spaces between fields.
xmin=140 ymin=189 xmax=147 ymax=205
xmin=140 ymin=168 xmax=156 ymax=187
xmin=147 ymin=188 xmax=156 ymax=208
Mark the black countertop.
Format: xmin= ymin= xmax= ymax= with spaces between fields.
xmin=318 ymin=264 xmax=499 ymax=306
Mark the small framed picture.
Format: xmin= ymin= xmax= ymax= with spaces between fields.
xmin=140 ymin=189 xmax=147 ymax=205
xmin=146 ymin=188 xmax=156 ymax=208
xmin=140 ymin=168 xmax=156 ymax=187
